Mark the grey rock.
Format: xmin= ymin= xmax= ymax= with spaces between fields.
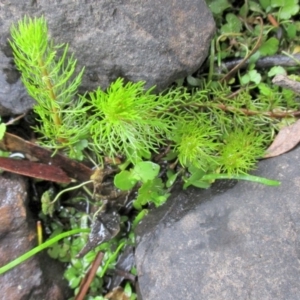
xmin=0 ymin=51 xmax=35 ymax=116
xmin=0 ymin=0 xmax=215 ymax=116
xmin=135 ymin=147 xmax=300 ymax=300
xmin=0 ymin=173 xmax=70 ymax=300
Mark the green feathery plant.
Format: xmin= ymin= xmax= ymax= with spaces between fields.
xmin=5 ymin=14 xmax=297 ymax=298
xmin=88 ymin=78 xmax=174 ymax=163
xmin=9 ymin=16 xmax=89 ymax=159
xmin=10 ymin=15 xmax=297 ymax=195
xmin=170 ymin=117 xmax=221 ymax=171
xmin=9 ymin=16 xmax=292 ymax=175
xmin=217 ymin=127 xmax=266 ymax=174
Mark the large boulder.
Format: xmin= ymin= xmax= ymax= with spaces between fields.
xmin=135 ymin=147 xmax=300 ymax=299
xmin=0 ymin=0 xmax=215 ymax=116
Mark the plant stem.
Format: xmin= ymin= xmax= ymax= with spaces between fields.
xmin=208 ymin=38 xmax=215 ymax=82
xmin=206 ymin=102 xmax=300 ymax=118
xmin=37 ymin=57 xmax=65 ymax=143
xmin=75 ymin=252 xmax=104 ymax=300
xmin=202 ymin=173 xmax=280 ymax=186
xmin=0 ymin=228 xmax=90 ymax=275
xmin=163 ymin=99 xmax=300 ymax=119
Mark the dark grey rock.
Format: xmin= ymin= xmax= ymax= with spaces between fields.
xmin=135 ymin=147 xmax=300 ymax=300
xmin=0 ymin=0 xmax=215 ymax=116
xmin=0 ymin=173 xmax=70 ymax=300
xmin=0 ymin=51 xmax=34 ymax=116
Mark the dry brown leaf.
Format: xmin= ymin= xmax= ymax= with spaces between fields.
xmin=0 ymin=132 xmax=92 ymax=182
xmin=105 ymin=287 xmax=129 ymax=300
xmin=265 ymin=119 xmax=300 ymax=158
xmin=0 ymin=157 xmax=71 ymax=183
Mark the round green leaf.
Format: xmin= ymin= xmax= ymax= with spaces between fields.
xmin=114 ymin=170 xmax=137 ymax=190
xmin=248 ymin=70 xmax=262 ymax=84
xmin=268 ymin=66 xmax=286 ymax=77
xmin=132 ymin=161 xmax=160 ymax=182
xmin=259 ymin=37 xmax=279 ymax=56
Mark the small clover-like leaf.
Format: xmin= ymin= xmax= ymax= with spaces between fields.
xmin=239 ymin=3 xmax=248 ymax=17
xmin=241 ymin=70 xmax=261 ymax=85
xmin=268 ymin=66 xmax=286 ymax=77
xmin=134 ymin=178 xmax=169 ymax=209
xmin=259 ymin=0 xmax=271 ymax=10
xmin=47 ymin=244 xmax=60 ymax=259
xmin=259 ymin=37 xmax=279 ymax=56
xmin=249 ymin=1 xmax=265 ymax=14
xmin=286 ymin=23 xmax=297 ymax=39
xmin=271 ymin=0 xmax=299 ymax=20
xmin=69 ymin=276 xmax=81 ymax=289
xmin=208 ymin=0 xmax=231 ymax=15
xmin=69 ymin=139 xmax=88 ymax=160
xmin=221 ymin=13 xmax=242 ymax=33
xmin=271 ymin=0 xmax=285 ymax=7
xmin=114 ymin=170 xmax=137 ymax=190
xmin=132 ymin=161 xmax=160 ymax=182
xmin=248 ymin=70 xmax=262 ymax=84
xmin=240 ymin=73 xmax=250 ymax=85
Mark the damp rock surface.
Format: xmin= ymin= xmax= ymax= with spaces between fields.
xmin=135 ymin=147 xmax=300 ymax=300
